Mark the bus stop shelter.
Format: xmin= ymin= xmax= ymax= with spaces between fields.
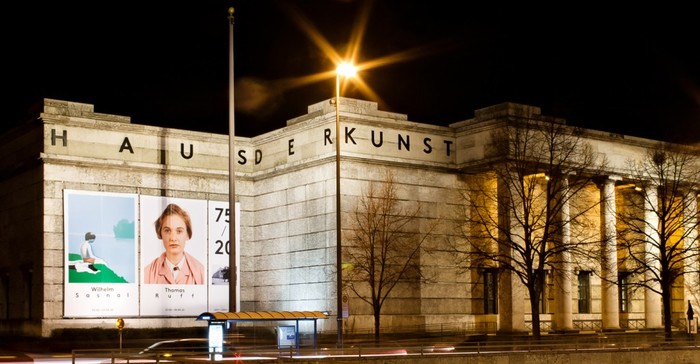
xmin=196 ymin=311 xmax=328 ymax=352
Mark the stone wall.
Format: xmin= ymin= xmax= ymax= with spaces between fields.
xmin=1 ymin=97 xmax=697 ymax=338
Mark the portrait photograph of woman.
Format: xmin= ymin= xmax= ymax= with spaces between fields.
xmin=139 ymin=196 xmax=209 ymax=316
xmin=143 ymin=203 xmax=206 ymax=285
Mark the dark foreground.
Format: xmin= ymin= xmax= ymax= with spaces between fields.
xmin=1 ymin=327 xmax=699 ymax=363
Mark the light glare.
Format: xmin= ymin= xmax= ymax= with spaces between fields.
xmin=337 ymin=62 xmax=357 ymax=77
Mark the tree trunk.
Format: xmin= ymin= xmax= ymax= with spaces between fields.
xmin=530 ymin=292 xmax=542 ymax=338
xmin=662 ymin=287 xmax=673 ymax=339
xmin=373 ymin=309 xmax=381 ymax=343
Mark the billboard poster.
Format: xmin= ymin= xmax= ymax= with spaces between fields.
xmin=139 ymin=195 xmax=209 ymax=316
xmin=63 ymin=190 xmax=139 ymax=317
xmin=277 ymin=326 xmax=296 ymax=349
xmin=208 ymin=201 xmax=240 ymax=312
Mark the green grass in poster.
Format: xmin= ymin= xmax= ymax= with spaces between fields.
xmin=68 ymin=253 xmax=128 ymax=283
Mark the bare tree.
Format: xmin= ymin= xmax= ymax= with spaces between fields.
xmin=452 ymin=119 xmax=607 ymax=337
xmin=616 ymin=146 xmax=700 ymax=337
xmin=344 ymin=171 xmax=437 ymax=341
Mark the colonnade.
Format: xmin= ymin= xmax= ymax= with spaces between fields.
xmin=497 ymin=176 xmax=669 ymax=332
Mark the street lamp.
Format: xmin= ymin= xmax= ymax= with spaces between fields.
xmin=227 ymin=7 xmax=238 ymax=313
xmin=334 ymin=61 xmax=356 ymax=347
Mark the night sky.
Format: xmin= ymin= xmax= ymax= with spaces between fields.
xmin=4 ymin=1 xmax=699 ymax=143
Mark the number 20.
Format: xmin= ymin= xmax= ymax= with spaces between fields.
xmin=214 ymin=240 xmax=230 ymax=255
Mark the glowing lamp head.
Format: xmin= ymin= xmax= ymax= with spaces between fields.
xmin=336 ymin=62 xmax=357 ymax=78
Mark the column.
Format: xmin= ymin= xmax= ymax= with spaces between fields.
xmin=497 ymin=177 xmax=526 ymax=333
xmin=600 ymin=177 xmax=620 ymax=330
xmin=683 ymin=192 xmax=699 ymax=315
xmin=644 ymin=186 xmax=663 ymax=328
xmin=554 ymin=178 xmax=573 ymax=331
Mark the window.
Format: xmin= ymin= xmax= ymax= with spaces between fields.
xmin=619 ymin=272 xmax=631 ymax=313
xmin=483 ymin=269 xmax=498 ymax=314
xmin=535 ymin=269 xmax=550 ymax=314
xmin=578 ymin=271 xmax=590 ymax=314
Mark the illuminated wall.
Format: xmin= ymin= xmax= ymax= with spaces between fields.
xmin=1 ymin=98 xmax=697 ymax=337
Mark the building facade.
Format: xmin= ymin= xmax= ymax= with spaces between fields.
xmin=0 ymin=98 xmax=697 ymax=338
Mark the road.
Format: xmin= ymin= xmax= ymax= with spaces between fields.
xmin=1 ymin=332 xmax=699 ymax=363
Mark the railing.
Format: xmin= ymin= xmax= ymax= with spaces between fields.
xmin=672 ymin=318 xmax=689 ymax=330
xmin=346 ymin=318 xmax=692 ymax=335
xmin=525 ymin=320 xmax=553 ymax=331
xmin=525 ymin=318 xmax=686 ymax=332
xmin=338 ymin=321 xmax=497 ymax=337
xmin=573 ymin=319 xmax=601 ymax=331
xmin=72 ymin=335 xmax=700 ymax=363
xmin=621 ymin=318 xmax=646 ymax=329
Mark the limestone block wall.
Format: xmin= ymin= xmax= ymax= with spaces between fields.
xmin=247 ymin=164 xmax=336 ymax=318
xmin=241 ymin=98 xmax=464 ymax=333
xmin=336 ymin=161 xmax=470 ymax=333
xmin=31 ymin=100 xmax=245 ymax=335
xmin=3 ymin=97 xmax=697 ymax=339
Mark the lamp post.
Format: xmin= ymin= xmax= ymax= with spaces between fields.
xmin=227 ymin=7 xmax=237 ymax=312
xmin=334 ymin=62 xmax=356 ymax=347
xmin=115 ymin=318 xmax=124 ymax=352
